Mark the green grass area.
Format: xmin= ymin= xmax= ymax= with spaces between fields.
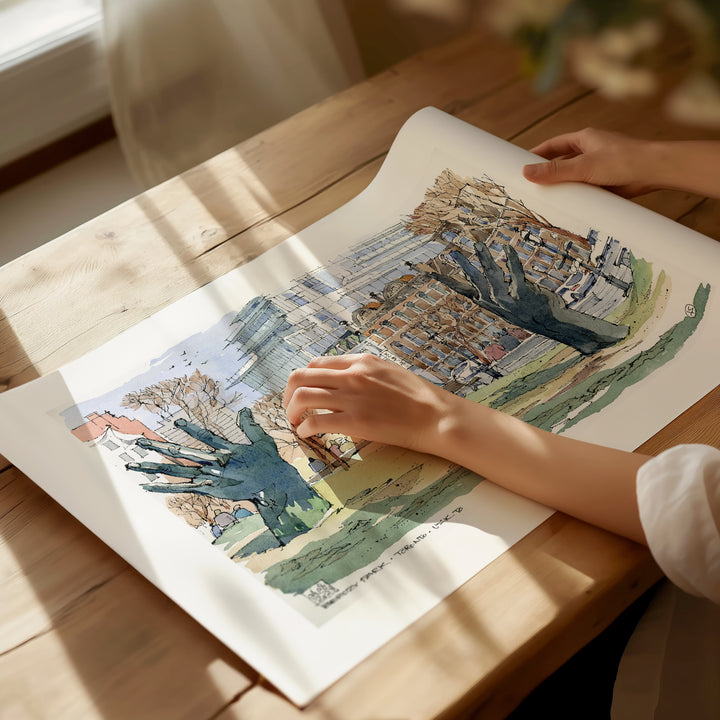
xmin=467 ymin=342 xmax=570 ymax=408
xmin=213 ymin=513 xmax=266 ymax=552
xmin=261 ymin=466 xmax=480 ymax=595
xmin=282 ymin=496 xmax=331 ymax=533
xmin=607 ymin=255 xmax=667 ymax=344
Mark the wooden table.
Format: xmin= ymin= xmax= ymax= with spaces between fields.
xmin=2 ymin=27 xmax=720 ymax=720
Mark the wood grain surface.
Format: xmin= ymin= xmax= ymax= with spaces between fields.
xmin=1 ymin=26 xmax=719 ymax=720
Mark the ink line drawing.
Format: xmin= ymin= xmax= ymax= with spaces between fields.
xmin=64 ymin=167 xmax=710 ymax=619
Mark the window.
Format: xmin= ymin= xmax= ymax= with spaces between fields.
xmin=301 ymin=277 xmax=335 ymax=295
xmin=0 ymin=0 xmax=101 ymax=65
xmin=283 ymin=292 xmax=308 ymax=306
xmin=0 ymin=0 xmax=107 ymax=166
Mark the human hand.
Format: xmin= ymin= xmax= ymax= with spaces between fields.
xmin=522 ymin=127 xmax=660 ymax=197
xmin=283 ymin=354 xmax=456 ymax=454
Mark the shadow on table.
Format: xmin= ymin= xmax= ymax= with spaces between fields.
xmin=0 ymin=313 xmax=256 ymax=719
xmin=432 ymin=512 xmax=660 ymax=720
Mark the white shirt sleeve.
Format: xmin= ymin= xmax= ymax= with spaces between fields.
xmin=637 ymin=444 xmax=720 ymax=604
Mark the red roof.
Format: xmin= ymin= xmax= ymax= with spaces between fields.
xmin=72 ymin=412 xmax=165 ymax=443
xmin=484 ymin=344 xmax=507 ymax=361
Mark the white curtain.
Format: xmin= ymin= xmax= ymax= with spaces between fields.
xmin=102 ymin=0 xmax=364 ymax=187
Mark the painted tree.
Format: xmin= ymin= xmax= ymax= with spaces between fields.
xmin=165 ymin=492 xmax=254 ymax=529
xmin=121 ymin=369 xmax=240 ymax=436
xmin=126 ymin=410 xmax=332 ymax=554
xmin=403 ymin=169 xmax=629 ymax=355
xmin=405 ymin=168 xmax=587 ymax=245
xmin=121 ymin=370 xmax=247 ymax=525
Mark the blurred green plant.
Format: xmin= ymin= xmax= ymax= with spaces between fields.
xmin=487 ymin=0 xmax=720 ymax=127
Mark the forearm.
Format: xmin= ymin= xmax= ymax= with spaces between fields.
xmin=429 ymin=393 xmax=649 ymax=544
xmin=645 ymin=141 xmax=720 ymax=199
xmin=525 ymin=128 xmax=720 ymax=199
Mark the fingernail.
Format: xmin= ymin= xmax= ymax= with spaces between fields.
xmin=523 ymin=163 xmax=541 ymax=179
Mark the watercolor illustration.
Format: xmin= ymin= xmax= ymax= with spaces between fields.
xmin=62 ymin=168 xmax=709 ymax=617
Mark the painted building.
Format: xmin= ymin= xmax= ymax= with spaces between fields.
xmin=224 ymin=172 xmax=633 ymax=398
xmin=227 ymin=222 xmax=445 ymax=396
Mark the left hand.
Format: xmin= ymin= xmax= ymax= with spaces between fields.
xmin=282 ymin=354 xmax=455 ymax=453
xmin=522 ymin=127 xmax=660 ymax=197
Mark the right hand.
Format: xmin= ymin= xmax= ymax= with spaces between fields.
xmin=283 ymin=353 xmax=456 ymax=454
xmin=522 ymin=127 xmax=659 ymax=197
